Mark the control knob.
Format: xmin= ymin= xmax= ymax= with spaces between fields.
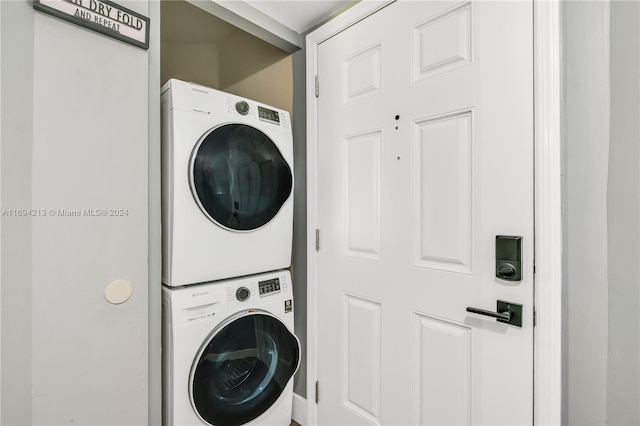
xmin=235 ymin=101 xmax=249 ymax=115
xmin=236 ymin=286 xmax=250 ymax=302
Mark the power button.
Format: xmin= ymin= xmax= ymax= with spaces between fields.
xmin=235 ymin=101 xmax=249 ymax=115
xmin=236 ymin=286 xmax=250 ymax=301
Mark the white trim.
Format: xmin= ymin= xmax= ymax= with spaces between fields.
xmin=305 ymin=4 xmax=395 ymax=424
xmin=533 ymin=1 xmax=563 ymax=425
xmin=305 ymin=23 xmax=319 ymax=426
xmin=292 ymin=393 xmax=307 ymax=425
xmin=186 ymin=0 xmax=302 ymax=52
xmin=306 ymin=1 xmax=563 ymax=424
xmin=305 ymin=0 xmax=391 ymax=45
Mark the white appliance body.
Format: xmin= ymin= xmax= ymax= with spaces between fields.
xmin=163 ymin=270 xmax=299 ymax=426
xmin=161 ymin=79 xmax=294 ymax=287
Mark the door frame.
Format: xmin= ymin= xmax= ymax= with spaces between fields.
xmin=305 ymin=1 xmax=563 ymax=425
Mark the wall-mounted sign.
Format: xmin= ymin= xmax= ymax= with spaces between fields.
xmin=33 ymin=0 xmax=149 ymax=50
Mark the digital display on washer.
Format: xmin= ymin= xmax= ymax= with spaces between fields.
xmin=259 ymin=278 xmax=281 ymax=296
xmin=258 ymin=106 xmax=280 ymax=124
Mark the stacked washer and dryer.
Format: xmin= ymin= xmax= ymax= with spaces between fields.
xmin=161 ymin=79 xmax=300 ymax=426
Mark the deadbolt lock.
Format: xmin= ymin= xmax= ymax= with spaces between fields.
xmin=496 ymin=235 xmax=522 ymax=281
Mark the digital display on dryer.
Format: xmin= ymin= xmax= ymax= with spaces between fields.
xmin=259 ymin=278 xmax=281 ymax=296
xmin=258 ymin=106 xmax=280 ymax=124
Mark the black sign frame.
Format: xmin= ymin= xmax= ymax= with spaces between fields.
xmin=33 ymin=0 xmax=150 ymax=50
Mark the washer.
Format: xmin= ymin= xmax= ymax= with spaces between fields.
xmin=161 ymin=79 xmax=294 ymax=287
xmin=162 ymin=269 xmax=300 ymax=426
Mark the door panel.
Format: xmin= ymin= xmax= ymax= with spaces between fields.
xmin=345 ymin=131 xmax=382 ymax=259
xmin=411 ymin=314 xmax=471 ymax=425
xmin=316 ymin=1 xmax=534 ymax=424
xmin=344 ymin=294 xmax=383 ymax=424
xmin=413 ymin=110 xmax=472 ymax=273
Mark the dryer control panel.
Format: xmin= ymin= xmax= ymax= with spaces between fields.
xmin=259 ymin=277 xmax=281 ymax=297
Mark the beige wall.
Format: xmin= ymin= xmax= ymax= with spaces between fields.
xmin=222 ymin=56 xmax=292 ymax=113
xmin=161 ymin=0 xmax=292 ymax=112
xmin=161 ymin=41 xmax=221 ymax=89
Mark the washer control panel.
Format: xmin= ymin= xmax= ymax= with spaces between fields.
xmin=259 ymin=277 xmax=281 ymax=297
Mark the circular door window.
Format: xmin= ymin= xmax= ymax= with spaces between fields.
xmin=190 ymin=312 xmax=300 ymax=426
xmin=190 ymin=124 xmax=293 ymax=231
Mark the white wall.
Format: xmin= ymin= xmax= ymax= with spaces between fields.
xmin=564 ymin=1 xmax=640 ymax=424
xmin=563 ymin=2 xmax=610 ymax=424
xmin=607 ymin=1 xmax=639 ymax=424
xmin=1 ymin=0 xmax=151 ymax=423
xmin=1 ymin=2 xmax=35 ymax=422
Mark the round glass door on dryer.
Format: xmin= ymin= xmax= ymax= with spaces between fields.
xmin=190 ymin=123 xmax=293 ymax=232
xmin=190 ymin=311 xmax=300 ymax=426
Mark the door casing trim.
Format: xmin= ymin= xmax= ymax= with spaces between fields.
xmin=305 ymin=1 xmax=563 ymax=424
xmin=532 ymin=1 xmax=563 ymax=424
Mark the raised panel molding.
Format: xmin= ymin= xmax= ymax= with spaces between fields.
xmin=344 ymin=130 xmax=383 ymax=260
xmin=412 ymin=312 xmax=471 ymax=425
xmin=343 ymin=294 xmax=383 ymax=424
xmin=413 ymin=109 xmax=473 ymax=273
xmin=344 ymin=43 xmax=383 ymax=103
xmin=412 ymin=2 xmax=472 ymax=82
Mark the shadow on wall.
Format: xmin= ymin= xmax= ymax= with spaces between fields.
xmin=160 ymin=0 xmax=292 ymax=111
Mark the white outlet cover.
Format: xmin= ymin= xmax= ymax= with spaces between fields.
xmin=104 ymin=279 xmax=133 ymax=304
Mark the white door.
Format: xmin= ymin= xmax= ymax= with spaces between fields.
xmin=315 ymin=1 xmax=534 ymax=424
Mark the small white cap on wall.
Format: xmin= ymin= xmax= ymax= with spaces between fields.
xmin=104 ymin=279 xmax=134 ymax=304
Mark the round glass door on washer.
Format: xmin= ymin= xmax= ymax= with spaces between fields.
xmin=190 ymin=124 xmax=293 ymax=232
xmin=191 ymin=312 xmax=300 ymax=426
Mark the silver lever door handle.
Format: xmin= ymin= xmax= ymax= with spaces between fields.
xmin=466 ymin=306 xmax=511 ymax=321
xmin=466 ymin=300 xmax=523 ymax=327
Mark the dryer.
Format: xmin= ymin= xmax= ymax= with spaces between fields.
xmin=161 ymin=79 xmax=294 ymax=287
xmin=162 ymin=270 xmax=300 ymax=426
